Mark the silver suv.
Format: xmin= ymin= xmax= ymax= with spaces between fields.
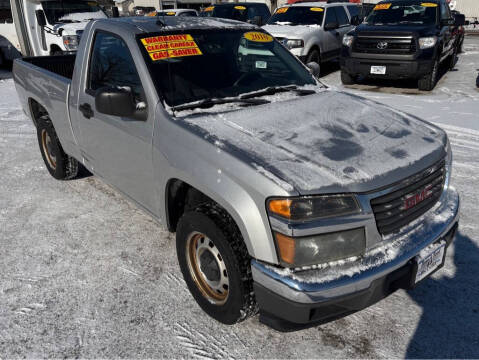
xmin=263 ymin=2 xmax=359 ymax=69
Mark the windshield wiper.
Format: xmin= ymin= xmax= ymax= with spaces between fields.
xmin=239 ymin=85 xmax=316 ymax=100
xmin=171 ymin=97 xmax=270 ymax=112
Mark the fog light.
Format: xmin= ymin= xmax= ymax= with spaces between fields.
xmin=275 ymin=228 xmax=366 ymax=267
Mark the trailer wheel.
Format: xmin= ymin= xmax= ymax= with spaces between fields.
xmin=36 ymin=121 xmax=78 ymax=180
xmin=176 ymin=203 xmax=258 ymax=324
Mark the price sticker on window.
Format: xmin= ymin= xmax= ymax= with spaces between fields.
xmin=421 ymin=2 xmax=438 ymax=7
xmin=141 ymin=34 xmax=203 ymax=61
xmin=243 ymin=32 xmax=273 ymax=43
xmin=275 ymin=7 xmax=288 ymax=14
xmin=204 ymin=6 xmax=214 ymax=11
xmin=166 ymin=11 xmax=176 ymax=15
xmin=234 ymin=5 xmax=246 ymax=10
xmin=310 ymin=7 xmax=324 ymax=12
xmin=374 ymin=3 xmax=392 ymax=10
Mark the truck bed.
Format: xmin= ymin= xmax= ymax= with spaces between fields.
xmin=21 ymin=55 xmax=76 ymax=79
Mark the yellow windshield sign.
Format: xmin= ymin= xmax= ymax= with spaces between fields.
xmin=87 ymin=1 xmax=98 ymax=6
xmin=421 ymin=2 xmax=438 ymax=7
xmin=243 ymin=32 xmax=273 ymax=42
xmin=166 ymin=11 xmax=176 ymax=15
xmin=234 ymin=5 xmax=246 ymax=10
xmin=275 ymin=7 xmax=288 ymax=14
xmin=310 ymin=7 xmax=324 ymax=12
xmin=141 ymin=34 xmax=203 ymax=61
xmin=204 ymin=6 xmax=214 ymax=11
xmin=374 ymin=3 xmax=392 ymax=10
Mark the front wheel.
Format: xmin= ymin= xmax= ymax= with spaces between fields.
xmin=418 ymin=58 xmax=439 ymax=91
xmin=36 ymin=121 xmax=78 ymax=180
xmin=176 ymin=203 xmax=257 ymax=324
xmin=306 ymin=49 xmax=321 ymax=68
xmin=340 ymin=70 xmax=355 ymax=85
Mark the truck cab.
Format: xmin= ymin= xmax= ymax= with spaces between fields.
xmin=11 ymin=0 xmax=107 ymax=56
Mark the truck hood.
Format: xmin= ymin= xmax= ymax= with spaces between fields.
xmin=176 ymin=90 xmax=447 ymax=194
xmin=263 ymin=24 xmax=319 ymax=39
xmin=354 ymin=23 xmax=436 ymax=37
xmin=52 ymin=11 xmax=107 ymax=35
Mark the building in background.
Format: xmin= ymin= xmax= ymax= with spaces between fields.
xmin=449 ymin=0 xmax=479 ymax=19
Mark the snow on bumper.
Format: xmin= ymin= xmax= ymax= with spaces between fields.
xmin=252 ymin=187 xmax=460 ymax=304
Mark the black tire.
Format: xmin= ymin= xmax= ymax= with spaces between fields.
xmin=176 ymin=203 xmax=257 ymax=324
xmin=340 ymin=70 xmax=355 ymax=85
xmin=306 ymin=48 xmax=321 ymax=68
xmin=457 ymin=39 xmax=463 ymax=54
xmin=448 ymin=46 xmax=457 ymax=70
xmin=418 ymin=57 xmax=439 ymax=91
xmin=36 ymin=120 xmax=79 ymax=180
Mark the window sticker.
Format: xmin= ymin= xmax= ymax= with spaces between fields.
xmin=204 ymin=6 xmax=214 ymax=11
xmin=243 ymin=32 xmax=273 ymax=42
xmin=255 ymin=61 xmax=267 ymax=69
xmin=275 ymin=7 xmax=288 ymax=14
xmin=421 ymin=2 xmax=438 ymax=7
xmin=234 ymin=5 xmax=246 ymax=10
xmin=87 ymin=1 xmax=98 ymax=6
xmin=141 ymin=34 xmax=203 ymax=61
xmin=310 ymin=7 xmax=324 ymax=12
xmin=373 ymin=3 xmax=392 ymax=10
xmin=166 ymin=11 xmax=176 ymax=15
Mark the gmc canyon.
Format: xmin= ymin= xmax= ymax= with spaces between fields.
xmin=13 ymin=16 xmax=459 ymax=330
xmin=340 ymin=0 xmax=461 ymax=91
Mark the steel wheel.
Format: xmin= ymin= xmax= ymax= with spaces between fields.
xmin=41 ymin=129 xmax=57 ymax=170
xmin=186 ymin=232 xmax=229 ymax=305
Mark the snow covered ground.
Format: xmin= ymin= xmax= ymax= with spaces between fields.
xmin=0 ymin=37 xmax=478 ymax=358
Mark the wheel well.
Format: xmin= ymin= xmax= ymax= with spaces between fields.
xmin=50 ymin=44 xmax=63 ymax=55
xmin=166 ymin=179 xmax=215 ymax=232
xmin=28 ymin=98 xmax=50 ymax=127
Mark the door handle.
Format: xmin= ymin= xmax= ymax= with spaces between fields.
xmin=79 ymin=103 xmax=94 ymax=119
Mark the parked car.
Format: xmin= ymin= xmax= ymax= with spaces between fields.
xmin=199 ymin=3 xmax=270 ymax=25
xmin=13 ymin=16 xmax=459 ymax=330
xmin=146 ymin=8 xmax=198 ymax=17
xmin=263 ymin=2 xmax=360 ymax=69
xmin=340 ymin=0 xmax=461 ymax=91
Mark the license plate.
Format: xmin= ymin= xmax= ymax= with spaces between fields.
xmin=370 ymin=65 xmax=386 ymax=75
xmin=415 ymin=242 xmax=446 ymax=284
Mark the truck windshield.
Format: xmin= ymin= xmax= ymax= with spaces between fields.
xmin=138 ymin=30 xmax=316 ymax=107
xmin=266 ymin=7 xmax=324 ymax=26
xmin=366 ymin=1 xmax=438 ymax=25
xmin=41 ymin=0 xmax=106 ymax=24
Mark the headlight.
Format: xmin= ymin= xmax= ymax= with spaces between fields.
xmin=418 ymin=36 xmax=437 ymax=49
xmin=63 ymin=35 xmax=79 ymax=51
xmin=285 ymin=39 xmax=304 ymax=49
xmin=274 ymin=228 xmax=366 ymax=267
xmin=342 ymin=34 xmax=354 ymax=47
xmin=268 ymin=195 xmax=360 ymax=222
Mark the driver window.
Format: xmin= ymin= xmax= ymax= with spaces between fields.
xmin=324 ymin=7 xmax=338 ymax=26
xmin=88 ymin=31 xmax=144 ymax=103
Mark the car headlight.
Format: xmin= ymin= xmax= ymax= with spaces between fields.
xmin=342 ymin=34 xmax=354 ymax=47
xmin=418 ymin=36 xmax=437 ymax=49
xmin=274 ymin=228 xmax=366 ymax=267
xmin=268 ymin=195 xmax=360 ymax=221
xmin=63 ymin=35 xmax=79 ymax=51
xmin=285 ymin=39 xmax=304 ymax=49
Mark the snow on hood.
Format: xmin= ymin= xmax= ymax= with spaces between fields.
xmin=175 ymin=89 xmax=447 ymax=194
xmin=59 ymin=10 xmax=106 ymax=22
xmin=262 ymin=24 xmax=320 ymax=39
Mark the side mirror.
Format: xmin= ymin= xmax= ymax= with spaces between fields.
xmin=454 ymin=14 xmax=465 ymax=26
xmin=324 ymin=21 xmax=339 ymax=31
xmin=306 ymin=61 xmax=320 ymax=78
xmin=350 ymin=15 xmax=361 ymax=26
xmin=95 ymin=87 xmax=137 ymax=118
xmin=112 ymin=6 xmax=120 ymax=18
xmin=35 ymin=9 xmax=46 ymax=27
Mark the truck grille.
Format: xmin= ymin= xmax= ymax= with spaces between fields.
xmin=353 ymin=36 xmax=416 ymax=55
xmin=370 ymin=159 xmax=446 ymax=236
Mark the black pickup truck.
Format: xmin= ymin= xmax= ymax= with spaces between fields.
xmin=340 ymin=0 xmax=461 ymax=90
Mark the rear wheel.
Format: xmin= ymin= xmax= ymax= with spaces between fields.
xmin=176 ymin=203 xmax=257 ymax=324
xmin=418 ymin=57 xmax=439 ymax=91
xmin=36 ymin=121 xmax=78 ymax=180
xmin=340 ymin=70 xmax=355 ymax=85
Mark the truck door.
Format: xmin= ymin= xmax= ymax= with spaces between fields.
xmin=77 ymin=30 xmax=156 ymax=214
xmin=322 ymin=7 xmax=341 ymax=60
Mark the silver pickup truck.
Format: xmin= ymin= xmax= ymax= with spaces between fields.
xmin=13 ymin=16 xmax=459 ymax=331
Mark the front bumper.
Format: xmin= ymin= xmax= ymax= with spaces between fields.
xmin=341 ymin=57 xmax=434 ymax=79
xmin=252 ymin=187 xmax=460 ymax=331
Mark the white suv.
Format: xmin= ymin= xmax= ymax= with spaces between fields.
xmin=263 ymin=2 xmax=359 ymax=69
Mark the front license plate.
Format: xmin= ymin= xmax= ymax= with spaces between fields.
xmin=370 ymin=65 xmax=386 ymax=75
xmin=415 ymin=242 xmax=446 ymax=284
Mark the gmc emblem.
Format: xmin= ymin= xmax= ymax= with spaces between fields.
xmin=403 ymin=185 xmax=433 ymax=210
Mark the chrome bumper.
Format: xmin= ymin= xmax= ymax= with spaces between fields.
xmin=252 ymin=187 xmax=460 ymax=304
